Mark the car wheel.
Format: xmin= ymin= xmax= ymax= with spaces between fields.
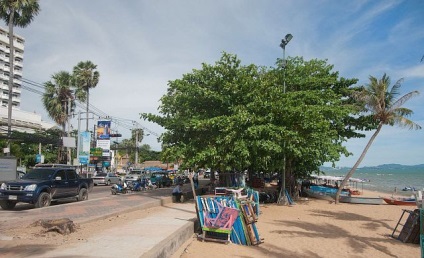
xmin=77 ymin=188 xmax=88 ymax=201
xmin=0 ymin=200 xmax=17 ymax=210
xmin=35 ymin=192 xmax=51 ymax=208
xmin=106 ymin=180 xmax=111 ymax=186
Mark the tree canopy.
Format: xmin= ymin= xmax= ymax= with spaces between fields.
xmin=142 ymin=52 xmax=371 ymax=183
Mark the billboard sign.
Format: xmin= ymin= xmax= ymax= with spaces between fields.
xmin=78 ymin=131 xmax=91 ymax=165
xmin=97 ymin=120 xmax=111 ymax=140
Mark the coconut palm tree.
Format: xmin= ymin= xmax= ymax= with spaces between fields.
xmin=0 ymin=0 xmax=40 ymax=153
xmin=42 ymin=71 xmax=75 ymax=132
xmin=73 ymin=61 xmax=100 ymax=131
xmin=43 ymin=71 xmax=75 ymax=164
xmin=335 ymin=74 xmax=421 ymax=203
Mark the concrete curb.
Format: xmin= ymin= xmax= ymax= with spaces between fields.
xmin=141 ymin=218 xmax=197 ymax=258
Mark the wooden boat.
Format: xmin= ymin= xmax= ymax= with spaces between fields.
xmin=382 ymin=197 xmax=416 ymax=206
xmin=304 ymin=185 xmax=349 ymax=201
xmin=339 ymin=196 xmax=383 ymax=205
xmin=304 ymin=188 xmax=335 ymax=201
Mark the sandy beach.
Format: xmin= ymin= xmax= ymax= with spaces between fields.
xmin=173 ymin=189 xmax=421 ymax=258
xmin=0 ymin=188 xmax=420 ymax=258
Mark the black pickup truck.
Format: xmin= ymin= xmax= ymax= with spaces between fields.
xmin=0 ymin=165 xmax=93 ymax=210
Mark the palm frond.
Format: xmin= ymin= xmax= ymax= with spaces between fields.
xmin=393 ymin=116 xmax=422 ymax=130
xmin=390 ymin=91 xmax=420 ymax=111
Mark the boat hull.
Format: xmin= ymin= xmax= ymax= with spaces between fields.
xmin=304 ymin=186 xmax=349 ymax=201
xmin=304 ymin=188 xmax=335 ymax=201
xmin=340 ymin=196 xmax=383 ymax=205
xmin=382 ymin=197 xmax=416 ymax=206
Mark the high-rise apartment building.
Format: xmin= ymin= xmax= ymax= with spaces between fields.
xmin=0 ymin=26 xmax=24 ymax=109
xmin=0 ymin=26 xmax=57 ymax=134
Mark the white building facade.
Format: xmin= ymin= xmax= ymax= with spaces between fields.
xmin=0 ymin=26 xmax=24 ymax=109
xmin=0 ymin=26 xmax=57 ymax=133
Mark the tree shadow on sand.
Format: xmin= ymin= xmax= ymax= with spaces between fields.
xmin=268 ymin=209 xmax=412 ymax=258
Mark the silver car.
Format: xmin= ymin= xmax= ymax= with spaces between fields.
xmin=93 ymin=172 xmax=122 ymax=186
xmin=124 ymin=169 xmax=144 ymax=182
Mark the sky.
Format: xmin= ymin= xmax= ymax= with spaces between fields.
xmin=7 ymin=0 xmax=424 ymax=168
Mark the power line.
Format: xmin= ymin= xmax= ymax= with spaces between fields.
xmin=19 ymin=77 xmax=160 ymax=137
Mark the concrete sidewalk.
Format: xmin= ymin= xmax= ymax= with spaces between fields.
xmin=43 ymin=202 xmax=197 ymax=258
xmin=0 ymin=187 xmax=203 ymax=258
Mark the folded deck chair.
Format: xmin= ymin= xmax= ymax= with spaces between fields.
xmin=204 ymin=200 xmax=239 ymax=230
xmin=201 ymin=200 xmax=239 ymax=243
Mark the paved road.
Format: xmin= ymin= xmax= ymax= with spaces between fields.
xmin=0 ymin=179 xmax=207 ymax=231
xmin=0 ymin=186 xmax=178 ymax=231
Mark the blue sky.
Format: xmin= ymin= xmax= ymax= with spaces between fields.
xmin=8 ymin=0 xmax=424 ymax=167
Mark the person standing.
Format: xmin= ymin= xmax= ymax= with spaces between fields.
xmin=172 ymin=183 xmax=183 ymax=202
xmin=193 ymin=171 xmax=199 ymax=189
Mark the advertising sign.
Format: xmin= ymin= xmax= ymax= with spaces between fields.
xmin=97 ymin=120 xmax=111 ymax=140
xmin=78 ymin=131 xmax=91 ymax=165
xmin=96 ymin=140 xmax=111 ymax=150
xmin=90 ymin=147 xmax=103 ymax=157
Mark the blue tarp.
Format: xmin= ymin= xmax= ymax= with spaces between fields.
xmin=144 ymin=166 xmax=162 ymax=171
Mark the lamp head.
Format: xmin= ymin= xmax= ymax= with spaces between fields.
xmin=280 ymin=33 xmax=293 ymax=49
xmin=285 ymin=34 xmax=293 ymax=42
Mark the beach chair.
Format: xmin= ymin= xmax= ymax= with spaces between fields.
xmin=201 ymin=200 xmax=239 ymax=244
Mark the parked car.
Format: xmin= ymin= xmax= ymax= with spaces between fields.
xmin=150 ymin=172 xmax=173 ymax=188
xmin=92 ymin=172 xmax=122 ymax=186
xmin=0 ymin=166 xmax=93 ymax=209
xmin=124 ymin=169 xmax=144 ymax=182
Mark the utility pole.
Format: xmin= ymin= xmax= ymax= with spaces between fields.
xmin=135 ymin=128 xmax=139 ymax=167
xmin=67 ymin=98 xmax=72 ymax=165
xmin=277 ymin=33 xmax=293 ymax=206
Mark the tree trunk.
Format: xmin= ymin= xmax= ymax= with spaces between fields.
xmin=334 ymin=123 xmax=383 ymax=204
xmin=86 ymin=88 xmax=90 ymax=131
xmin=32 ymin=218 xmax=78 ymax=235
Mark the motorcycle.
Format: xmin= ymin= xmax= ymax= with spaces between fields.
xmin=127 ymin=179 xmax=145 ymax=192
xmin=111 ymin=181 xmax=130 ymax=195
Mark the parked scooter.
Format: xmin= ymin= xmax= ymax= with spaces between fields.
xmin=135 ymin=178 xmax=155 ymax=191
xmin=127 ymin=179 xmax=145 ymax=191
xmin=111 ymin=181 xmax=130 ymax=195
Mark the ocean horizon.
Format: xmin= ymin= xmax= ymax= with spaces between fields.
xmin=320 ymin=164 xmax=424 ymax=196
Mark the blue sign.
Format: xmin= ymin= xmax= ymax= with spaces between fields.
xmin=79 ymin=156 xmax=89 ymax=165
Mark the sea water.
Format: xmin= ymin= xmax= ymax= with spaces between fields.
xmin=321 ymin=166 xmax=424 ymax=196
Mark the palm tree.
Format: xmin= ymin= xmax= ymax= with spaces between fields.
xmin=73 ymin=61 xmax=100 ymax=131
xmin=335 ymin=74 xmax=421 ymax=203
xmin=0 ymin=0 xmax=40 ymax=154
xmin=43 ymin=71 xmax=75 ymax=164
xmin=42 ymin=71 xmax=75 ymax=132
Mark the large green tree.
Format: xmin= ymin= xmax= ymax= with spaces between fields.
xmin=335 ymin=74 xmax=421 ymax=203
xmin=0 ymin=0 xmax=40 ymax=153
xmin=73 ymin=61 xmax=100 ymax=131
xmin=0 ymin=128 xmax=63 ymax=166
xmin=142 ymin=53 xmax=366 ymax=192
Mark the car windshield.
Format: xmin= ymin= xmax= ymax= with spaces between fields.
xmin=21 ymin=169 xmax=55 ymax=180
xmin=95 ymin=173 xmax=107 ymax=177
xmin=129 ymin=171 xmax=142 ymax=175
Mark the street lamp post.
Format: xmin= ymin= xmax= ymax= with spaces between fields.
xmin=278 ymin=33 xmax=293 ymax=205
